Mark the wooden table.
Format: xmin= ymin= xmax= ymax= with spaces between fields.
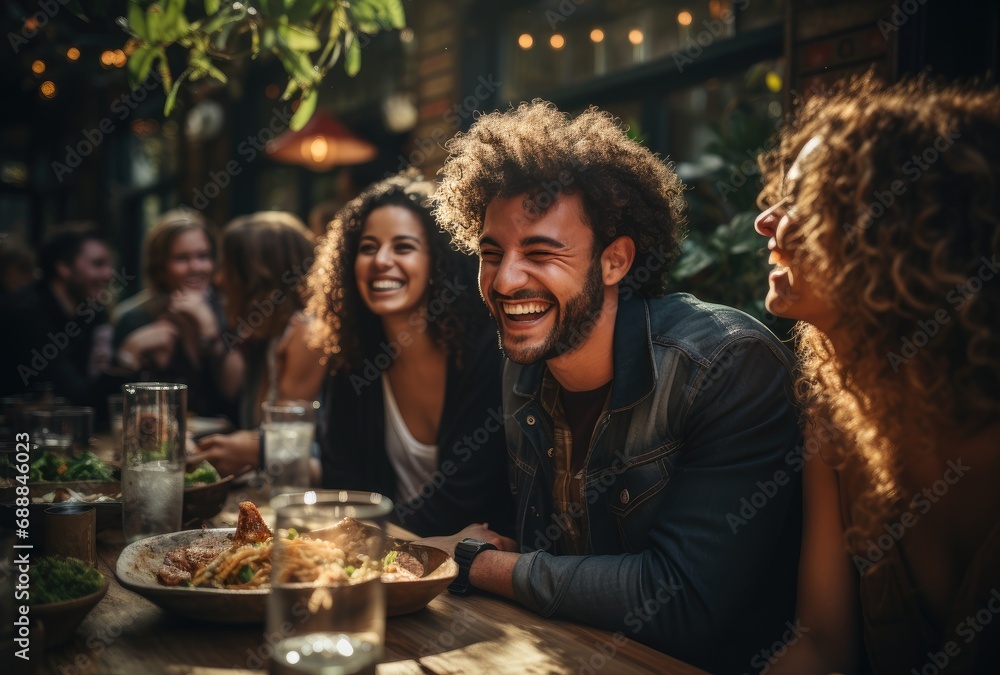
xmin=21 ymin=457 xmax=705 ymax=674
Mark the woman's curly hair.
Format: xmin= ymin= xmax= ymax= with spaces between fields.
xmin=432 ymin=100 xmax=687 ymax=297
xmin=305 ymin=170 xmax=487 ymax=373
xmin=758 ymin=73 xmax=1000 ymax=548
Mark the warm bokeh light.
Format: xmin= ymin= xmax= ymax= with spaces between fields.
xmin=518 ymin=33 xmax=534 ymax=49
xmin=710 ymin=0 xmax=725 ymax=19
xmin=24 ymin=17 xmax=38 ymax=32
xmin=265 ymin=84 xmax=280 ymax=99
xmin=31 ymin=60 xmax=45 ymax=74
xmin=39 ymin=81 xmax=56 ymax=99
xmin=678 ymin=11 xmax=693 ymax=26
xmin=550 ymin=34 xmax=565 ymax=50
xmin=113 ymin=49 xmax=127 ymax=67
xmin=590 ymin=28 xmax=605 ymax=43
xmin=766 ymin=71 xmax=783 ymax=93
xmin=124 ymin=39 xmax=139 ymax=56
xmin=400 ymin=27 xmax=415 ymax=43
xmin=100 ymin=50 xmax=114 ymax=67
xmin=304 ymin=136 xmax=329 ymax=164
xmin=628 ymin=29 xmax=644 ymax=45
xmin=66 ymin=47 xmax=80 ymax=61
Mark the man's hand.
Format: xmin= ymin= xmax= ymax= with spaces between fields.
xmin=414 ymin=523 xmax=518 ymax=558
xmin=190 ymin=430 xmax=260 ymax=478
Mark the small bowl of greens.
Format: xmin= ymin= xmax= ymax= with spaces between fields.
xmin=31 ymin=555 xmax=108 ymax=647
xmin=183 ymin=461 xmax=234 ymax=523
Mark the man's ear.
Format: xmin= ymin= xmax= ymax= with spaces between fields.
xmin=600 ymin=236 xmax=635 ymax=286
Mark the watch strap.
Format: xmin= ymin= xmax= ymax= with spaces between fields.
xmin=447 ymin=538 xmax=497 ymax=595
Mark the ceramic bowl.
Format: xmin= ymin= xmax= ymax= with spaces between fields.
xmin=182 ymin=474 xmax=235 ymax=523
xmin=33 ymin=575 xmax=109 ymax=647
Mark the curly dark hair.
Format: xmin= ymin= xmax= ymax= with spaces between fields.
xmin=758 ymin=73 xmax=1000 ymax=544
xmin=305 ymin=170 xmax=488 ymax=373
xmin=432 ymin=100 xmax=687 ymax=297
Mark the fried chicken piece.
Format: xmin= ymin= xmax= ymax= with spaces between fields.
xmin=232 ymin=501 xmax=272 ymax=547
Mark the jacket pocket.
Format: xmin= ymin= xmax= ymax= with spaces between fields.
xmin=607 ymin=452 xmax=671 ymax=519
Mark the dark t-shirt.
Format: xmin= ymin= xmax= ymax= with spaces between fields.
xmin=560 ymin=381 xmax=612 ymax=476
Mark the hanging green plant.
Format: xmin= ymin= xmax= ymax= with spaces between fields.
xmin=118 ymin=0 xmax=405 ymax=129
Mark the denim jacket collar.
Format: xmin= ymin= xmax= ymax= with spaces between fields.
xmin=510 ymin=293 xmax=656 ymax=412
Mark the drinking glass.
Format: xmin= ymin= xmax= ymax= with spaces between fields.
xmin=267 ymin=490 xmax=392 ymax=675
xmin=121 ymin=383 xmax=186 ymax=544
xmin=108 ymin=394 xmax=124 ymax=453
xmin=28 ymin=407 xmax=93 ymax=455
xmin=261 ymin=400 xmax=317 ymax=498
xmin=54 ymin=407 xmax=94 ymax=454
xmin=29 ymin=410 xmax=73 ymax=454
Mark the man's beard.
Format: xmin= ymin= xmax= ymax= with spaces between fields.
xmin=494 ymin=255 xmax=605 ymax=365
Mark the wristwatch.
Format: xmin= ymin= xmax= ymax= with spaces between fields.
xmin=447 ymin=538 xmax=497 ymax=595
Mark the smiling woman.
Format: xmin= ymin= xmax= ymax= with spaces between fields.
xmin=755 ymin=73 xmax=1000 ymax=674
xmin=112 ymin=209 xmax=234 ymax=418
xmin=305 ymin=170 xmax=515 ymax=538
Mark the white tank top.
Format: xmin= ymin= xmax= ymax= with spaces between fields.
xmin=382 ymin=375 xmax=438 ymax=505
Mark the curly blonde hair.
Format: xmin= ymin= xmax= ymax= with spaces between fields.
xmin=759 ymin=73 xmax=1000 ymax=545
xmin=433 ymin=100 xmax=687 ymax=297
xmin=305 ymin=171 xmax=487 ymax=373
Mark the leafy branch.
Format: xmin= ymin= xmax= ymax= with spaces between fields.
xmin=119 ymin=0 xmax=405 ymax=129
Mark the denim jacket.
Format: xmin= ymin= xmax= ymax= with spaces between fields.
xmin=504 ymin=293 xmax=803 ymax=673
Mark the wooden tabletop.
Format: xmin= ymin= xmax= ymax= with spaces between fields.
xmin=23 ymin=443 xmax=705 ymax=675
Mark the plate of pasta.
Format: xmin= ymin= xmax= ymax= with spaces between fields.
xmin=115 ymin=502 xmax=457 ymax=622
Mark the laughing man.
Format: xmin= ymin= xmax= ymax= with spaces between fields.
xmin=426 ymin=101 xmax=803 ymax=673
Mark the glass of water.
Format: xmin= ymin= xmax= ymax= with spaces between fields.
xmin=261 ymin=400 xmax=317 ymax=498
xmin=121 ymin=383 xmax=186 ymax=544
xmin=268 ymin=491 xmax=392 ymax=675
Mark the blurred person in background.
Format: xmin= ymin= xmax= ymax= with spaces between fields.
xmin=755 ymin=74 xmax=1000 ymax=674
xmin=191 ymin=211 xmax=325 ymax=476
xmin=0 ymin=228 xmax=124 ymax=413
xmin=112 ymin=208 xmax=236 ymax=419
xmin=0 ymin=234 xmax=37 ymax=296
xmin=304 ymin=171 xmax=514 ymax=538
